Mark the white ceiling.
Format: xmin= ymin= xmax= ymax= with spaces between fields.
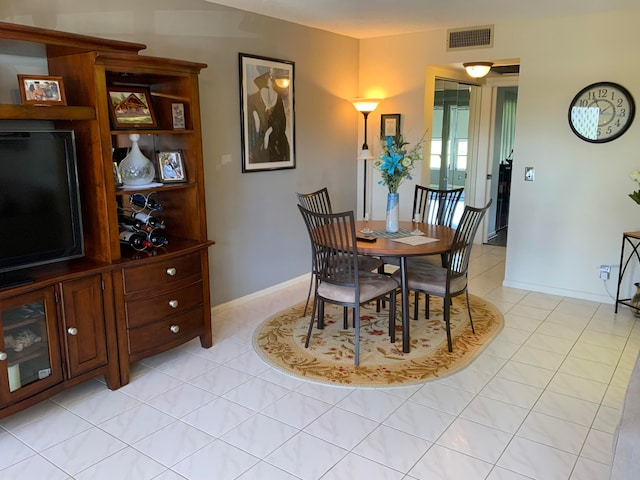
xmin=205 ymin=0 xmax=639 ymax=38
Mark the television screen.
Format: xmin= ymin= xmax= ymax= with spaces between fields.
xmin=0 ymin=130 xmax=84 ymax=286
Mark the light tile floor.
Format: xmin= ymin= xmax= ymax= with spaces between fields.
xmin=1 ymin=244 xmax=638 ymax=479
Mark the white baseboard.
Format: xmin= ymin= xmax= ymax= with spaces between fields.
xmin=503 ymin=279 xmax=615 ymax=305
xmin=212 ymin=273 xmax=309 ymax=314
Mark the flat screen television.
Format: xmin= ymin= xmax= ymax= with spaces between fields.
xmin=0 ymin=130 xmax=84 ymax=288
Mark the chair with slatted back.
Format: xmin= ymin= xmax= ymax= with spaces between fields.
xmin=392 ymin=200 xmax=492 ymax=351
xmin=296 ymin=188 xmax=384 ymax=318
xmin=409 ymin=186 xmax=464 ymax=316
xmin=413 ymin=186 xmax=464 ymax=229
xmin=297 ymin=205 xmax=398 ymax=365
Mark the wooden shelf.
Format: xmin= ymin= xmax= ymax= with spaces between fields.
xmin=0 ymin=104 xmax=95 ymax=121
xmin=0 ymin=20 xmax=211 ymax=416
xmin=7 ymin=342 xmax=49 ymax=367
xmin=110 ymin=129 xmax=194 ymax=136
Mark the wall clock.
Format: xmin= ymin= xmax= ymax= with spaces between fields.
xmin=568 ymin=81 xmax=635 ymax=143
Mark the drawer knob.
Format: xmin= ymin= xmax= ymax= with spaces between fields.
xmin=67 ymin=327 xmax=78 ymax=336
xmin=166 ymin=267 xmax=177 ymax=276
xmin=170 ymin=325 xmax=180 ymax=334
xmin=0 ymin=352 xmax=7 ymax=361
xmin=168 ymin=299 xmax=179 ymax=308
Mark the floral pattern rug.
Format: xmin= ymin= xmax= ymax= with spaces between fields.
xmin=253 ymin=293 xmax=504 ymax=387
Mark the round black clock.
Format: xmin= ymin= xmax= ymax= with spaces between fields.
xmin=568 ymin=82 xmax=635 ymax=143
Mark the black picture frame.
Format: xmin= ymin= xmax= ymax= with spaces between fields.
xmin=381 ymin=113 xmax=401 ymax=138
xmin=239 ymin=53 xmax=295 ymax=172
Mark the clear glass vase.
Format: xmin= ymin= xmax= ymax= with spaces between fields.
xmin=118 ymin=134 xmax=155 ymax=186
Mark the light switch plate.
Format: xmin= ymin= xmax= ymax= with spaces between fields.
xmin=524 ymin=167 xmax=535 ymax=181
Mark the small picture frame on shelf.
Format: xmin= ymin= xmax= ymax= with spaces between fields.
xmin=107 ymin=86 xmax=158 ymax=129
xmin=380 ymin=114 xmax=401 ymax=138
xmin=156 ymin=150 xmax=186 ymax=183
xmin=18 ymin=74 xmax=67 ymax=105
xmin=171 ymin=103 xmax=186 ymax=129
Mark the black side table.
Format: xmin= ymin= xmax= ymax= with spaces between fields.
xmin=615 ymin=231 xmax=640 ymax=313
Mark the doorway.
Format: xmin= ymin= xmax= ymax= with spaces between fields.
xmin=487 ymin=86 xmax=518 ymax=246
xmin=430 ymin=78 xmax=480 ymax=223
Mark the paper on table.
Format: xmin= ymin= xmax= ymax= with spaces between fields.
xmin=391 ymin=236 xmax=439 ymax=246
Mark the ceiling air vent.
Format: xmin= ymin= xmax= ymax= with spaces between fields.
xmin=447 ymin=25 xmax=494 ymax=51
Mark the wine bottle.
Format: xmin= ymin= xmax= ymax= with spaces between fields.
xmin=147 ymin=232 xmax=169 ymax=247
xmin=118 ymin=215 xmax=154 ymax=233
xmin=130 ymin=193 xmax=163 ymax=211
xmin=131 ymin=211 xmax=165 ymax=229
xmin=119 ymin=230 xmax=153 ymax=249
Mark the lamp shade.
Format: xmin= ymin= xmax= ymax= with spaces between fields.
xmin=358 ymin=148 xmax=374 ymax=160
xmin=350 ymin=98 xmax=382 ymax=113
xmin=463 ymin=62 xmax=493 ymax=78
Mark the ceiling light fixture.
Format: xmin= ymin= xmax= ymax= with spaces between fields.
xmin=463 ymin=62 xmax=493 ymax=78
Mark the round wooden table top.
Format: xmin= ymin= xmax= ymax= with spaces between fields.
xmin=355 ymin=220 xmax=455 ymax=257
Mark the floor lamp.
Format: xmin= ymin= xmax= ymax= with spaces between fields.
xmin=350 ymin=98 xmax=381 ymax=232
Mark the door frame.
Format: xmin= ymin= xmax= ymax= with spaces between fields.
xmin=423 ymin=66 xmax=484 ymax=230
xmin=481 ymin=75 xmax=519 ymax=243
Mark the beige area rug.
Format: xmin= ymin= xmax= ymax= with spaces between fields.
xmin=253 ymin=294 xmax=504 ymax=387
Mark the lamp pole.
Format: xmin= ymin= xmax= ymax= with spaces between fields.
xmin=350 ymin=98 xmax=381 ymax=225
xmin=361 ymin=110 xmax=370 ymax=220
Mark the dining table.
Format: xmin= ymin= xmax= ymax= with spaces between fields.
xmin=354 ymin=220 xmax=455 ymax=353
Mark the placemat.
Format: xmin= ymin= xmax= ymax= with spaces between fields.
xmin=369 ymin=229 xmax=414 ymax=238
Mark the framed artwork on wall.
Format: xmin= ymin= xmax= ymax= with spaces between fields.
xmin=239 ymin=53 xmax=295 ymax=172
xmin=18 ymin=74 xmax=66 ymax=105
xmin=381 ymin=114 xmax=401 ymax=138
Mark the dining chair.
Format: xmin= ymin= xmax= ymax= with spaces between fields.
xmin=392 ymin=199 xmax=492 ymax=352
xmin=297 ymin=205 xmax=398 ymax=365
xmin=296 ymin=188 xmax=384 ymax=318
xmin=413 ymin=185 xmax=464 ymax=228
xmin=405 ymin=186 xmax=464 ymax=316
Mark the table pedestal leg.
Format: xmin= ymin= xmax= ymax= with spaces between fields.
xmin=400 ymin=257 xmax=410 ymax=353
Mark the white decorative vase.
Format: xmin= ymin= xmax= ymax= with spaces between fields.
xmin=118 ymin=134 xmax=155 ymax=186
xmin=386 ymin=192 xmax=399 ymax=233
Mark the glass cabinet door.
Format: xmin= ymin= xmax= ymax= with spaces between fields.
xmin=1 ymin=288 xmax=62 ymax=403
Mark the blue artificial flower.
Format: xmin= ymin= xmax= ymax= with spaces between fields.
xmin=380 ymin=151 xmax=403 ymax=175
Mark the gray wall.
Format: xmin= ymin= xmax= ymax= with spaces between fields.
xmin=0 ymin=0 xmax=361 ymax=305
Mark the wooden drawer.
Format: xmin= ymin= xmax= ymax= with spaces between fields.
xmin=124 ymin=281 xmax=203 ymax=328
xmin=127 ymin=307 xmax=204 ymax=356
xmin=122 ymin=252 xmax=201 ymax=295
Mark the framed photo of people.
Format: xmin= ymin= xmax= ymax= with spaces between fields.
xmin=18 ymin=74 xmax=67 ymax=105
xmin=239 ymin=53 xmax=295 ymax=172
xmin=156 ymin=150 xmax=186 ymax=183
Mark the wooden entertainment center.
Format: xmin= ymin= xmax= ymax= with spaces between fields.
xmin=0 ymin=22 xmax=213 ymax=418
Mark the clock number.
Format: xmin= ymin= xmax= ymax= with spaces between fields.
xmin=619 ymin=108 xmax=626 ymax=118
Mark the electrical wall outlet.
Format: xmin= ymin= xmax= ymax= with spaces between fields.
xmin=599 ymin=264 xmax=611 ymax=280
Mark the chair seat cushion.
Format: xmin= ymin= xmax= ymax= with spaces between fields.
xmin=358 ymin=255 xmax=384 ymax=272
xmin=318 ymin=271 xmax=398 ymax=304
xmin=392 ymin=262 xmax=466 ymax=295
